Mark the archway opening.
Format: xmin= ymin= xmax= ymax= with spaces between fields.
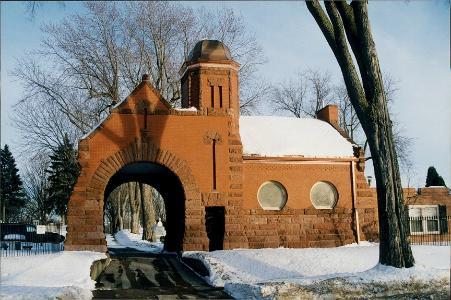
xmin=103 ymin=162 xmax=185 ymax=252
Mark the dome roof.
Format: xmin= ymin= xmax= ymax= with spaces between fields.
xmin=188 ymin=40 xmax=232 ymax=61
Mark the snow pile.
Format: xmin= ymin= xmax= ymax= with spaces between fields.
xmin=105 ymin=233 xmax=126 ymax=249
xmin=239 ymin=116 xmax=354 ymax=158
xmin=184 ymin=244 xmax=450 ymax=298
xmin=0 ymin=251 xmax=106 ymax=300
xmin=111 ymin=229 xmax=163 ymax=253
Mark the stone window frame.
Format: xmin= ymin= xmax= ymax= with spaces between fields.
xmin=257 ymin=180 xmax=288 ymax=211
xmin=310 ymin=181 xmax=339 ymax=210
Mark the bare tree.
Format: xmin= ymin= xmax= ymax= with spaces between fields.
xmin=22 ymin=154 xmax=52 ymax=224
xmin=14 ymin=2 xmax=266 ymax=150
xmin=105 ymin=184 xmax=129 ymax=233
xmin=270 ymin=73 xmax=309 ymax=118
xmin=152 ymin=188 xmax=166 ymax=223
xmin=335 ymin=81 xmax=361 ymax=140
xmin=128 ymin=182 xmax=141 ymax=234
xmin=24 ymin=1 xmax=65 ymax=19
xmin=306 ymin=70 xmax=333 ymax=116
xmin=104 ymin=195 xmax=116 ymax=234
xmin=12 ymin=96 xmax=80 ymax=157
xmin=139 ymin=183 xmax=156 ymax=241
xmin=306 ymin=0 xmax=414 ymax=267
xmin=335 ymin=73 xmax=413 ymax=172
xmin=270 ymin=70 xmax=333 ymax=118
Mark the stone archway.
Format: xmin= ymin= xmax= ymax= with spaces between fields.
xmin=65 ymin=137 xmax=207 ymax=252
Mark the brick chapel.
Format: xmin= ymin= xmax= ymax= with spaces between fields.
xmin=65 ymin=40 xmax=379 ymax=252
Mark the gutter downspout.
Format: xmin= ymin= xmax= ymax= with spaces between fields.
xmin=351 ymin=161 xmax=361 ymax=244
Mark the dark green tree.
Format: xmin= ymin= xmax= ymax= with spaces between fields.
xmin=0 ymin=144 xmax=25 ymax=221
xmin=425 ymin=166 xmax=446 ymax=187
xmin=46 ymin=135 xmax=80 ymax=221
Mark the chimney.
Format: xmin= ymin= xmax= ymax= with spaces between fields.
xmin=316 ymin=104 xmax=339 ymax=126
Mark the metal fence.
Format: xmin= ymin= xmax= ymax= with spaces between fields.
xmin=0 ymin=223 xmax=65 ymax=257
xmin=408 ymin=216 xmax=450 ymax=246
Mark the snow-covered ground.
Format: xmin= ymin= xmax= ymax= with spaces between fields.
xmin=184 ymin=243 xmax=451 ymax=299
xmin=107 ymin=229 xmax=164 ymax=253
xmin=0 ymin=251 xmax=106 ymax=300
xmin=0 ymin=230 xmax=161 ymax=300
xmin=3 ymin=231 xmax=447 ymax=299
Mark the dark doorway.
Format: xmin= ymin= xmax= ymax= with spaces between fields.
xmin=205 ymin=206 xmax=225 ymax=251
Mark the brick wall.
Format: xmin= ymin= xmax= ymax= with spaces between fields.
xmin=405 ymin=187 xmax=451 ymax=215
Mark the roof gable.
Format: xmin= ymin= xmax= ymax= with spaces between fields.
xmin=81 ymin=77 xmax=172 ymax=140
xmin=114 ymin=79 xmax=172 ymax=114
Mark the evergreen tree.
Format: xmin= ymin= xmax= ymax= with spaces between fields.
xmin=0 ymin=144 xmax=25 ymax=221
xmin=425 ymin=166 xmax=446 ymax=187
xmin=46 ymin=135 xmax=80 ymax=220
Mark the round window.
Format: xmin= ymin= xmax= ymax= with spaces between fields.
xmin=310 ymin=181 xmax=338 ymax=209
xmin=257 ymin=181 xmax=288 ymax=210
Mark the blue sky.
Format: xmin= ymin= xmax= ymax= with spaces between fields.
xmin=1 ymin=1 xmax=450 ymax=187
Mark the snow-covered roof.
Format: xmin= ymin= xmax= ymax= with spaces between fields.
xmin=239 ymin=116 xmax=355 ymax=158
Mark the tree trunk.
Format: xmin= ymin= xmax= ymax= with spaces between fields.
xmin=365 ymin=113 xmax=414 ymax=267
xmin=119 ymin=184 xmax=128 ymax=230
xmin=116 ymin=203 xmax=123 ymax=232
xmin=114 ymin=189 xmax=123 ymax=233
xmin=128 ymin=182 xmax=140 ymax=234
xmin=140 ymin=183 xmax=155 ymax=241
xmin=306 ymin=0 xmax=414 ymax=267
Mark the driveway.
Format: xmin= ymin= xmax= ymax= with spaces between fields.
xmin=92 ymin=247 xmax=232 ymax=299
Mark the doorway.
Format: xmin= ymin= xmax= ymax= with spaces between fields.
xmin=205 ymin=206 xmax=225 ymax=251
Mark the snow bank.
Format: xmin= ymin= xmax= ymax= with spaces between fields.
xmin=111 ymin=229 xmax=163 ymax=253
xmin=0 ymin=251 xmax=106 ymax=300
xmin=240 ymin=116 xmax=354 ymax=158
xmin=184 ymin=244 xmax=450 ymax=298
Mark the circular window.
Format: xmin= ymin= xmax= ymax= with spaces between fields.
xmin=257 ymin=181 xmax=288 ymax=210
xmin=310 ymin=181 xmax=338 ymax=209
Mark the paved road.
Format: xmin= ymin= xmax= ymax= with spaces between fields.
xmin=92 ymin=247 xmax=231 ymax=299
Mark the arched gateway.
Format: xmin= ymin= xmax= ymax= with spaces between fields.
xmin=66 ymin=40 xmax=379 ymax=253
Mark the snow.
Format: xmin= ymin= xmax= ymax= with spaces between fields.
xmin=108 ymin=229 xmax=163 ymax=253
xmin=240 ymin=116 xmax=355 ymax=158
xmin=184 ymin=244 xmax=450 ymax=298
xmin=0 ymin=251 xmax=106 ymax=300
xmin=174 ymin=106 xmax=197 ymax=112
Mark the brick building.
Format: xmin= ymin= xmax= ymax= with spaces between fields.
xmin=404 ymin=187 xmax=450 ymax=241
xmin=65 ymin=40 xmax=379 ymax=252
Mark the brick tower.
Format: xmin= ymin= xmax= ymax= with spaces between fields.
xmin=180 ymin=40 xmax=240 ymax=114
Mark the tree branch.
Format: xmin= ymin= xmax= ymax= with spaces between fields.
xmin=306 ymin=1 xmax=337 ymax=51
xmin=322 ymin=1 xmax=368 ymax=116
